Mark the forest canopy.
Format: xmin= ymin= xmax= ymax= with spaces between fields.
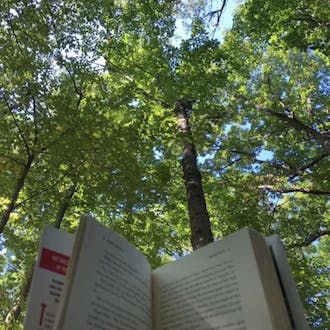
xmin=0 ymin=0 xmax=329 ymax=328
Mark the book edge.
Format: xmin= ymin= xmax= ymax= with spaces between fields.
xmin=54 ymin=215 xmax=90 ymax=329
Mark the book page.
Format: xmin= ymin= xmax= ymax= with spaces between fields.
xmin=24 ymin=226 xmax=74 ymax=330
xmin=152 ymin=228 xmax=291 ymax=330
xmin=55 ymin=216 xmax=152 ymax=330
xmin=266 ymin=235 xmax=310 ymax=330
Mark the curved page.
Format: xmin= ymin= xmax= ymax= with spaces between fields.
xmin=55 ymin=216 xmax=152 ymax=330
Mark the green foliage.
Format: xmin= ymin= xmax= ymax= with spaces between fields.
xmin=213 ymin=1 xmax=329 ymax=327
xmin=235 ymin=0 xmax=329 ymax=54
xmin=0 ymin=0 xmax=329 ymax=327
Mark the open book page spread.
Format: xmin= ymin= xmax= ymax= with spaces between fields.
xmin=54 ymin=217 xmax=152 ymax=330
xmin=24 ymin=226 xmax=74 ymax=330
xmin=152 ymin=228 xmax=291 ymax=330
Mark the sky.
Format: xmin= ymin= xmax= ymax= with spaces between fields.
xmin=171 ymin=1 xmax=276 ymax=166
xmin=172 ymin=0 xmax=240 ymax=46
xmin=210 ymin=0 xmax=240 ymax=41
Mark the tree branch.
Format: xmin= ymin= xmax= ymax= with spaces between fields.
xmin=31 ymin=94 xmax=39 ymax=148
xmin=230 ymin=149 xmax=328 ymax=178
xmin=104 ymin=55 xmax=171 ymax=108
xmin=6 ymin=11 xmax=23 ymax=54
xmin=54 ymin=182 xmax=77 ymax=229
xmin=14 ymin=167 xmax=79 ymax=208
xmin=292 ymin=10 xmax=330 ymax=28
xmin=46 ymin=2 xmax=84 ymax=111
xmin=6 ymin=182 xmax=77 ymax=322
xmin=299 ymin=153 xmax=328 ymax=173
xmin=205 ymin=0 xmax=228 ymax=28
xmin=5 ymin=262 xmax=34 ymax=324
xmin=258 ymin=185 xmax=330 ymax=195
xmin=263 ymin=107 xmax=330 ymax=154
xmin=3 ymin=95 xmax=32 ymax=157
xmin=4 ymin=10 xmax=41 ymax=155
xmin=0 ymin=154 xmax=34 ymax=234
xmin=289 ymin=229 xmax=330 ymax=248
xmin=0 ymin=153 xmax=26 ymax=166
xmin=209 ymin=157 xmax=242 ymax=174
xmin=230 ymin=149 xmax=298 ymax=175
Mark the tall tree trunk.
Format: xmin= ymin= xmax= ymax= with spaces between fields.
xmin=54 ymin=182 xmax=77 ymax=229
xmin=175 ymin=100 xmax=214 ymax=250
xmin=4 ymin=264 xmax=34 ymax=325
xmin=5 ymin=182 xmax=77 ymax=324
xmin=0 ymin=154 xmax=34 ymax=234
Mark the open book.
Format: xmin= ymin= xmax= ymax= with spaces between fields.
xmin=24 ymin=215 xmax=310 ymax=330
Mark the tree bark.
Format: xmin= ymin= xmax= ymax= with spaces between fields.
xmin=53 ymin=182 xmax=77 ymax=229
xmin=265 ymin=108 xmax=330 ymax=155
xmin=4 ymin=264 xmax=34 ymax=325
xmin=0 ymin=154 xmax=34 ymax=234
xmin=175 ymin=100 xmax=214 ymax=250
xmin=5 ymin=182 xmax=77 ymax=323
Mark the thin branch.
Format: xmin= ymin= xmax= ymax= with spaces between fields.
xmin=5 ymin=262 xmax=34 ymax=324
xmin=0 ymin=154 xmax=34 ymax=234
xmin=259 ymin=79 xmax=329 ymax=154
xmin=31 ymin=94 xmax=39 ymax=148
xmin=230 ymin=147 xmax=329 ymax=179
xmin=57 ymin=58 xmax=84 ymax=110
xmin=210 ymin=157 xmax=242 ymax=174
xmin=260 ymin=106 xmax=330 ymax=155
xmin=269 ymin=194 xmax=281 ymax=218
xmin=0 ymin=153 xmax=26 ymax=166
xmin=299 ymin=153 xmax=328 ymax=173
xmin=46 ymin=3 xmax=84 ymax=110
xmin=6 ymin=11 xmax=23 ymax=54
xmin=54 ymin=182 xmax=77 ymax=229
xmin=230 ymin=149 xmax=297 ymax=175
xmin=7 ymin=181 xmax=77 ymax=322
xmin=5 ymin=8 xmax=40 ymax=155
xmin=3 ymin=95 xmax=32 ymax=157
xmin=291 ymin=9 xmax=330 ymax=28
xmin=258 ymin=185 xmax=330 ymax=195
xmin=104 ymin=55 xmax=171 ymax=108
xmin=14 ymin=167 xmax=79 ymax=208
xmin=289 ymin=229 xmax=330 ymax=248
xmin=205 ymin=0 xmax=228 ymax=28
xmin=265 ymin=109 xmax=330 ymax=146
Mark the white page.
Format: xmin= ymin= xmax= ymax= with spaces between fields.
xmin=55 ymin=217 xmax=152 ymax=330
xmin=24 ymin=226 xmax=74 ymax=330
xmin=152 ymin=228 xmax=291 ymax=330
xmin=267 ymin=235 xmax=310 ymax=330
